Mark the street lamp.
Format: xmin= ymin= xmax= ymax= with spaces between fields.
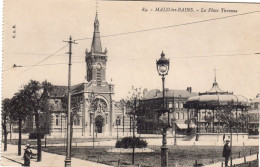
xmin=156 ymin=51 xmax=170 ymax=167
xmin=36 ymin=88 xmax=44 ymax=162
xmin=89 ymin=91 xmax=96 ymax=155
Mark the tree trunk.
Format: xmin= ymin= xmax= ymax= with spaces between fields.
xmin=4 ymin=129 xmax=8 ymax=151
xmin=230 ymin=127 xmax=232 ymax=166
xmin=3 ymin=115 xmax=8 ymax=151
xmin=187 ymin=109 xmax=190 ymax=129
xmin=18 ymin=117 xmax=22 ymax=156
xmin=130 ymin=116 xmax=132 ymax=133
xmin=9 ymin=121 xmax=12 ymax=142
xmin=35 ymin=112 xmax=42 ymax=162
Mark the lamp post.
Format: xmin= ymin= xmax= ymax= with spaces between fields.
xmin=132 ymin=98 xmax=137 ymax=165
xmin=36 ymin=88 xmax=44 ymax=162
xmin=174 ymin=123 xmax=177 ymax=145
xmin=156 ymin=51 xmax=170 ymax=167
xmin=89 ymin=92 xmax=95 ymax=155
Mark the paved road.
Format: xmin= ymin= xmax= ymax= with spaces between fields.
xmin=2 ymin=144 xmax=112 ymax=167
xmin=204 ymin=154 xmax=258 ymax=167
xmin=1 ymin=156 xmax=23 ymax=166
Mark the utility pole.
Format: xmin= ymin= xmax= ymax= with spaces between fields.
xmin=132 ymin=98 xmax=136 ymax=165
xmin=64 ymin=36 xmax=77 ymax=167
xmin=93 ymin=110 xmax=95 ymax=155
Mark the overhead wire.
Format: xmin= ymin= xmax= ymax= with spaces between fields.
xmin=4 ymin=52 xmax=66 ymax=57
xmin=74 ymin=10 xmax=260 ymax=41
xmin=21 ymin=44 xmax=69 ymax=73
xmin=5 ymin=10 xmax=260 ymax=72
xmin=4 ymin=53 xmax=258 ymax=71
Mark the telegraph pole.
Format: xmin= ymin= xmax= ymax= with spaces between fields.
xmin=64 ymin=36 xmax=77 ymax=167
xmin=132 ymin=98 xmax=136 ymax=165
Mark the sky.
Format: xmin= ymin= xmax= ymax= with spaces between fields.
xmin=2 ymin=0 xmax=260 ymax=101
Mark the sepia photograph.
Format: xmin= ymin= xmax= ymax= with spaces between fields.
xmin=1 ymin=0 xmax=260 ymax=167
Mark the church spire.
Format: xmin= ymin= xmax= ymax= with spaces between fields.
xmin=91 ymin=6 xmax=102 ymax=53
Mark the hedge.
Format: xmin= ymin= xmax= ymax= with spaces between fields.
xmin=115 ymin=137 xmax=147 ymax=148
xmin=29 ymin=133 xmax=45 ymax=139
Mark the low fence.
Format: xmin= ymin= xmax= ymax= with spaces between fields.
xmin=204 ymin=151 xmax=259 ymax=167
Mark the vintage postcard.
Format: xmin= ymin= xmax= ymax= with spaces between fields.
xmin=1 ymin=0 xmax=260 ymax=167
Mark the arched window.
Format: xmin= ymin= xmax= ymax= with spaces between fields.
xmin=74 ymin=118 xmax=77 ymax=126
xmin=56 ymin=115 xmax=59 ymax=126
xmin=77 ymin=118 xmax=80 ymax=126
xmin=87 ymin=67 xmax=92 ymax=82
xmin=74 ymin=117 xmax=80 ymax=126
xmin=97 ymin=68 xmax=101 ymax=86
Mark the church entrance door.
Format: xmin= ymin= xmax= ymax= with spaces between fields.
xmin=97 ymin=125 xmax=102 ymax=133
xmin=95 ymin=115 xmax=104 ymax=133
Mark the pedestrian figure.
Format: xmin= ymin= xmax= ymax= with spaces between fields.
xmin=23 ymin=144 xmax=32 ymax=167
xmin=222 ymin=140 xmax=231 ymax=167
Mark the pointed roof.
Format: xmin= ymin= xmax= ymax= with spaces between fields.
xmin=49 ymin=85 xmax=67 ymax=97
xmin=91 ymin=12 xmax=102 ymax=53
xmin=202 ymin=69 xmax=232 ymax=95
xmin=207 ymin=69 xmax=224 ymax=93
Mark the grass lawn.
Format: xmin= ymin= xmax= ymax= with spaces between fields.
xmin=40 ymin=145 xmax=259 ymax=167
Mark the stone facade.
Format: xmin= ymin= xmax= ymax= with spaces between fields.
xmin=248 ymin=94 xmax=260 ymax=135
xmin=43 ymin=12 xmax=129 ymax=138
xmin=137 ymin=88 xmax=197 ymax=134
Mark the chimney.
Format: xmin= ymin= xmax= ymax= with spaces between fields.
xmin=186 ymin=87 xmax=192 ymax=93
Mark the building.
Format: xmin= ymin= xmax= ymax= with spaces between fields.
xmin=137 ymin=87 xmax=197 ymax=134
xmin=42 ymin=12 xmax=130 ymax=138
xmin=248 ymin=94 xmax=260 ymax=135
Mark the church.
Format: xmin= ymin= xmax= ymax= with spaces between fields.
xmin=45 ymin=12 xmax=131 ymax=138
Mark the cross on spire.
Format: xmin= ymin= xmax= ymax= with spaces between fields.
xmin=91 ymin=1 xmax=102 ymax=53
xmin=96 ymin=1 xmax=99 ymax=14
xmin=214 ymin=68 xmax=217 ymax=83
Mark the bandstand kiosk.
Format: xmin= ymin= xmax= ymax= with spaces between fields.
xmin=186 ymin=77 xmax=249 ymax=142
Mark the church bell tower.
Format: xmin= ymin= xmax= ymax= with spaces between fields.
xmin=83 ymin=10 xmax=114 ymax=137
xmin=85 ymin=11 xmax=108 ymax=86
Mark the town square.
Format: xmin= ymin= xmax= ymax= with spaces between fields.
xmin=1 ymin=0 xmax=260 ymax=167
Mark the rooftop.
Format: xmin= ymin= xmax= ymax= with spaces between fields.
xmin=143 ymin=89 xmax=198 ymax=100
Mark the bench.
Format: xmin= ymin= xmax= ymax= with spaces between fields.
xmin=30 ymin=153 xmax=37 ymax=159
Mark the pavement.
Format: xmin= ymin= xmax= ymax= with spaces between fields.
xmin=1 ymin=144 xmax=112 ymax=167
xmin=204 ymin=153 xmax=259 ymax=167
